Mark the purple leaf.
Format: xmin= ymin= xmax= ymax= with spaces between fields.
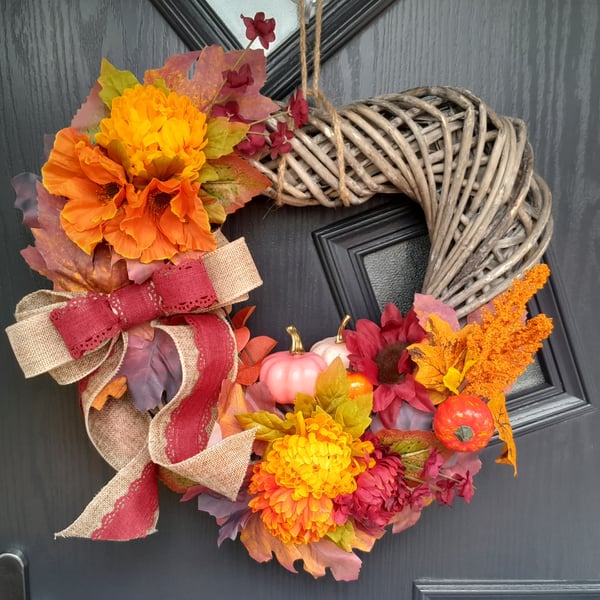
xmin=118 ymin=329 xmax=183 ymax=412
xmin=12 ymin=172 xmax=40 ymax=228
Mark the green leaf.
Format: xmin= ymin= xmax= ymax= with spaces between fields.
xmin=98 ymin=58 xmax=140 ymax=108
xmin=325 ymin=521 xmax=357 ymax=552
xmin=204 ymin=117 xmax=249 ymax=160
xmin=334 ymin=392 xmax=372 ymax=438
xmin=197 ymin=162 xmax=220 ymax=183
xmin=202 ymin=155 xmax=272 ymax=214
xmin=236 ymin=410 xmax=295 ymax=441
xmin=314 ymin=358 xmax=349 ymax=416
xmin=202 ymin=199 xmax=227 ymax=225
xmin=294 ymin=392 xmax=317 ymax=418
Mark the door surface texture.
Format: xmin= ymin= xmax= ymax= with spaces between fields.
xmin=1 ymin=1 xmax=599 ymax=599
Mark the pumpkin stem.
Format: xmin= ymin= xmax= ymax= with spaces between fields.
xmin=286 ymin=325 xmax=305 ymax=354
xmin=454 ymin=425 xmax=474 ymax=442
xmin=335 ymin=315 xmax=351 ymax=344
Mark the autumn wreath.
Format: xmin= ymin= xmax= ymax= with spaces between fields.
xmin=6 ymin=10 xmax=553 ymax=581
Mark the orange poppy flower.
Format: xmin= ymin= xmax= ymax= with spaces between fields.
xmin=42 ymin=127 xmax=129 ymax=254
xmin=103 ymin=178 xmax=216 ymax=263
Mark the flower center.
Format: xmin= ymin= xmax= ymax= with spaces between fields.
xmin=375 ymin=341 xmax=408 ymax=385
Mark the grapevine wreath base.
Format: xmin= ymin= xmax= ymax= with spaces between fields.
xmin=6 ymin=10 xmax=553 ymax=581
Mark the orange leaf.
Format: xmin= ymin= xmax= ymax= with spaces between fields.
xmin=217 ymin=381 xmax=253 ymax=439
xmin=236 ymin=365 xmax=262 ymax=386
xmin=234 ymin=326 xmax=251 ymax=353
xmin=488 ymin=392 xmax=518 ymax=475
xmin=408 ymin=315 xmax=474 ymax=404
xmin=202 ymin=155 xmax=272 ymax=215
xmin=231 ymin=306 xmax=256 ymax=329
xmin=241 ymin=336 xmax=278 ymax=367
xmin=91 ymin=376 xmax=127 ymax=410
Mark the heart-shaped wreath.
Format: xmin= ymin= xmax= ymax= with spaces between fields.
xmin=5 ymin=9 xmax=553 ymax=581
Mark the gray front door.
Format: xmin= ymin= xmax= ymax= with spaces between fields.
xmin=1 ymin=1 xmax=599 ymax=598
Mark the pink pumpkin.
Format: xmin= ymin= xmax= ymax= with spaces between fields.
xmin=259 ymin=325 xmax=327 ymax=404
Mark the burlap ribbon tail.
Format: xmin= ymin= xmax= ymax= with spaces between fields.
xmin=5 ymin=238 xmax=261 ymax=540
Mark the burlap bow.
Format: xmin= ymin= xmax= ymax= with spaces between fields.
xmin=6 ymin=238 xmax=261 ymax=540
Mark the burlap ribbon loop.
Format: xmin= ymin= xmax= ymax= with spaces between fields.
xmin=6 ymin=237 xmax=262 ymax=381
xmin=5 ymin=237 xmax=263 ymax=540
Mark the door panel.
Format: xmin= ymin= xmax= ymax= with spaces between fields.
xmin=1 ymin=1 xmax=599 ymax=598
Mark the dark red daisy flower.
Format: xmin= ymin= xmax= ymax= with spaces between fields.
xmin=345 ymin=303 xmax=434 ymax=427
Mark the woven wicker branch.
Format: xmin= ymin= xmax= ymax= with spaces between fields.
xmin=253 ymin=86 xmax=553 ymax=319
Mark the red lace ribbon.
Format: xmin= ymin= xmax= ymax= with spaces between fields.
xmin=50 ymin=259 xmax=218 ymax=359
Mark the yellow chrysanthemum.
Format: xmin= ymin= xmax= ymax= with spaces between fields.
xmin=248 ymin=412 xmax=373 ymax=544
xmin=95 ymin=84 xmax=208 ymax=183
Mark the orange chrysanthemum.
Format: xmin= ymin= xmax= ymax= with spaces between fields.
xmin=248 ymin=412 xmax=373 ymax=544
xmin=103 ymin=177 xmax=216 ymax=263
xmin=95 ymin=84 xmax=209 ymax=184
xmin=42 ymin=127 xmax=130 ymax=254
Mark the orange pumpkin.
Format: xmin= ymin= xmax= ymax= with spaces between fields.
xmin=433 ymin=394 xmax=494 ymax=452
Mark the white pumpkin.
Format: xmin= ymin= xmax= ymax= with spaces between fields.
xmin=309 ymin=315 xmax=351 ymax=367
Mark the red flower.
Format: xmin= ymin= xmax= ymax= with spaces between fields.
xmin=268 ymin=122 xmax=294 ymax=158
xmin=345 ymin=303 xmax=434 ymax=428
xmin=211 ymin=101 xmax=242 ymax=120
xmin=288 ymin=89 xmax=309 ymax=128
xmin=222 ymin=64 xmax=254 ymax=95
xmin=335 ymin=437 xmax=409 ymax=532
xmin=236 ymin=123 xmax=267 ymax=157
xmin=241 ymin=12 xmax=276 ymax=50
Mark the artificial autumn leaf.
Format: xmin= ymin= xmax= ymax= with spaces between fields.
xmin=18 ymin=182 xmax=129 ymax=293
xmin=91 ymin=376 xmax=127 ymax=410
xmin=334 ymin=392 xmax=372 ymax=439
xmin=231 ymin=305 xmax=256 ymax=329
xmin=413 ymin=293 xmax=460 ymax=332
xmin=13 ymin=172 xmax=40 ymax=228
xmin=236 ymin=410 xmax=294 ymax=441
xmin=294 ymin=392 xmax=317 ymax=418
xmin=314 ymin=358 xmax=350 ymax=415
xmin=116 ymin=329 xmax=183 ymax=412
xmin=70 ymin=81 xmax=109 ymax=135
xmin=376 ymin=429 xmax=452 ymax=481
xmin=202 ymin=198 xmax=227 ymax=225
xmin=388 ymin=505 xmax=423 ymax=534
xmin=240 ymin=513 xmax=364 ymax=581
xmin=487 ymin=392 xmax=518 ymax=475
xmin=204 ymin=118 xmax=249 ymax=160
xmin=229 ymin=306 xmax=277 ymax=386
xmin=237 ymin=336 xmax=278 ymax=386
xmin=201 ymin=155 xmax=272 ymax=215
xmin=408 ymin=314 xmax=474 ymax=404
xmin=313 ymin=359 xmax=373 ymax=437
xmin=326 ymin=521 xmax=357 ymax=552
xmin=97 ymin=58 xmax=139 ymax=108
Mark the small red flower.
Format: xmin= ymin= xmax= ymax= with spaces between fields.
xmin=236 ymin=123 xmax=267 ymax=157
xmin=241 ymin=12 xmax=276 ymax=50
xmin=268 ymin=122 xmax=294 ymax=158
xmin=288 ymin=89 xmax=309 ymax=128
xmin=222 ymin=64 xmax=254 ymax=95
xmin=211 ymin=100 xmax=242 ymax=120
